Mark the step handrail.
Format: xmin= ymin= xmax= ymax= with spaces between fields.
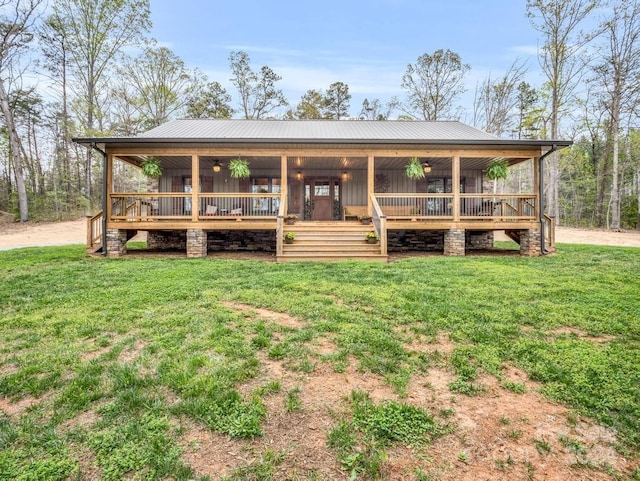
xmin=86 ymin=211 xmax=103 ymax=249
xmin=543 ymin=214 xmax=555 ymax=249
xmin=371 ymin=195 xmax=387 ymax=256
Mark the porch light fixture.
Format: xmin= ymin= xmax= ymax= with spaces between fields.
xmin=342 ymin=171 xmax=349 ymax=181
xmin=422 ymin=161 xmax=432 ymax=174
xmin=295 ymin=171 xmax=303 ymax=181
xmin=212 ymin=160 xmax=222 ymax=173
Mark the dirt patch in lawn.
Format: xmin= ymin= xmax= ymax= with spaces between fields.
xmin=0 ymin=395 xmax=41 ymax=418
xmin=549 ymin=326 xmax=618 ymax=344
xmin=222 ymin=301 xmax=305 ymax=329
xmin=178 ymin=346 xmax=636 ymax=480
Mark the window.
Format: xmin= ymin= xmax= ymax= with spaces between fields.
xmin=251 ymin=177 xmax=280 ymax=213
xmin=427 ymin=178 xmax=465 ymax=193
xmin=314 ymin=181 xmax=330 ymax=196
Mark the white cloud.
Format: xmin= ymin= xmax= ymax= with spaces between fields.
xmin=510 ymin=45 xmax=539 ymax=56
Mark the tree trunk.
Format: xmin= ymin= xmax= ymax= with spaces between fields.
xmin=636 ymin=167 xmax=640 ymax=230
xmin=0 ymin=79 xmax=28 ymax=221
xmin=610 ymin=122 xmax=621 ymax=230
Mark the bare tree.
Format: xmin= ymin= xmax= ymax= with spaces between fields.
xmin=359 ymin=97 xmax=398 ymax=120
xmin=592 ymin=1 xmax=640 ymax=229
xmin=401 ymin=49 xmax=470 ymax=121
xmin=229 ymin=50 xmax=288 ymax=119
xmin=39 ymin=14 xmax=75 ymax=203
xmin=51 ymin=0 xmax=151 ymax=208
xmin=472 ymin=60 xmax=528 ymax=136
xmin=0 ymin=0 xmax=44 ymax=221
xmin=527 ymin=0 xmax=600 ymax=224
xmin=118 ymin=46 xmax=200 ymax=129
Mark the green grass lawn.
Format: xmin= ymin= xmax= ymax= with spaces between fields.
xmin=0 ymin=244 xmax=639 ymax=480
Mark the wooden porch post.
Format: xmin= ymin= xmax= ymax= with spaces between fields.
xmin=452 ymin=155 xmax=460 ymax=222
xmin=106 ymin=153 xmax=113 ymax=222
xmin=281 ymin=154 xmax=288 ymax=213
xmin=367 ymin=154 xmax=374 ymax=215
xmin=191 ymin=154 xmax=199 ymax=222
xmin=533 ymin=156 xmax=541 ymax=219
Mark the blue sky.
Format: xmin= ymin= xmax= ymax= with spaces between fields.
xmin=149 ymin=0 xmax=543 ymax=119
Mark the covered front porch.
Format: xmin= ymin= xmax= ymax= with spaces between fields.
xmin=89 ymin=151 xmax=552 ymax=260
xmin=74 ymin=119 xmax=569 ymax=260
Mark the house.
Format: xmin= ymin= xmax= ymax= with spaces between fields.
xmin=74 ymin=119 xmax=571 ymax=261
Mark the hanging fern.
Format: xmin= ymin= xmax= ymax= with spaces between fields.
xmin=141 ymin=157 xmax=162 ymax=178
xmin=405 ymin=156 xmax=425 ymax=179
xmin=229 ymin=158 xmax=251 ymax=178
xmin=486 ymin=159 xmax=509 ymax=181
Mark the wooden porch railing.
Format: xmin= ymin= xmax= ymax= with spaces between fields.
xmin=199 ymin=193 xmax=281 ymax=219
xmin=373 ymin=194 xmax=538 ymax=221
xmin=375 ymin=193 xmax=454 ymax=219
xmin=109 ymin=193 xmax=281 ymax=221
xmin=459 ymin=194 xmax=537 ymax=220
xmin=86 ymin=211 xmax=103 ymax=249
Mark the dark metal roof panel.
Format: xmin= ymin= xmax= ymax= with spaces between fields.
xmin=137 ymin=119 xmax=501 ymax=141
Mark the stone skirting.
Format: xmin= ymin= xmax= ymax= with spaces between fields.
xmin=444 ymin=228 xmax=466 ymax=256
xmin=147 ymin=230 xmax=187 ymax=250
xmin=519 ymin=228 xmax=541 ymax=256
xmin=145 ymin=229 xmax=276 ymax=254
xmin=207 ymin=230 xmax=276 ymax=252
xmin=113 ymin=228 xmax=533 ymax=257
xmin=105 ymin=228 xmax=127 ymax=257
xmin=387 ymin=230 xmax=445 ymax=252
xmin=187 ymin=229 xmax=207 ymax=258
xmin=465 ymin=230 xmax=494 ymax=250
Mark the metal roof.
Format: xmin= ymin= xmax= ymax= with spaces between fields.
xmin=138 ymin=119 xmax=500 ymax=141
xmin=73 ymin=119 xmax=572 ymax=148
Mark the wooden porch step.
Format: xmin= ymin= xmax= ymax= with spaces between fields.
xmin=284 ymin=244 xmax=382 ymax=252
xmin=278 ymin=253 xmax=388 ymax=262
xmin=279 ymin=222 xmax=386 ymax=262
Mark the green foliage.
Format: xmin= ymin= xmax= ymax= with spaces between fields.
xmin=285 ymin=387 xmax=302 ymax=412
xmin=405 ymin=156 xmax=425 ymax=179
xmin=89 ymin=412 xmax=192 ymax=481
xmin=486 ymin=158 xmax=509 ymax=181
xmin=186 ymin=80 xmax=234 ymax=119
xmin=222 ymin=449 xmax=285 ymax=481
xmin=535 ymin=438 xmax=552 ymax=455
xmin=141 ymin=157 xmax=162 ymax=178
xmin=1 ymin=244 xmax=640 ymax=477
xmin=293 ymin=89 xmax=326 ymax=119
xmin=349 ymin=391 xmax=444 ymax=446
xmin=324 ymin=81 xmax=351 ymax=120
xmin=329 ymin=391 xmax=447 ymax=478
xmin=501 ymin=381 xmax=527 ymax=394
xmin=228 ymin=158 xmax=251 ymax=178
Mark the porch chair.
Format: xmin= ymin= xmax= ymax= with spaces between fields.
xmin=204 ymin=205 xmax=218 ymax=215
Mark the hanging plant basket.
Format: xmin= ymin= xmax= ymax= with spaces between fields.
xmin=229 ymin=158 xmax=251 ymax=179
xmin=405 ymin=156 xmax=425 ymax=180
xmin=486 ymin=159 xmax=509 ymax=181
xmin=141 ymin=157 xmax=162 ymax=178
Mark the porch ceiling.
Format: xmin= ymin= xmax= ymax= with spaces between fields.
xmin=116 ymin=154 xmax=527 ymax=172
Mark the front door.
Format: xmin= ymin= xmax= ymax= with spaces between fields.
xmin=311 ymin=179 xmax=334 ymax=220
